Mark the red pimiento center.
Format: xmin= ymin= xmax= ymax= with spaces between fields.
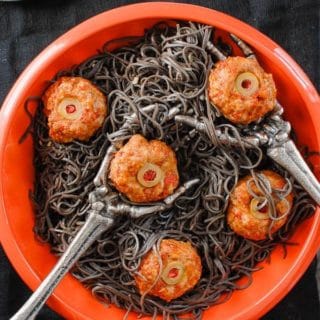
xmin=241 ymin=79 xmax=251 ymax=89
xmin=143 ymin=169 xmax=156 ymax=181
xmin=168 ymin=267 xmax=179 ymax=278
xmin=66 ymin=104 xmax=76 ymax=114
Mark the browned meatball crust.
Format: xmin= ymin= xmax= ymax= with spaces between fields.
xmin=135 ymin=239 xmax=202 ymax=302
xmin=227 ymin=170 xmax=294 ymax=240
xmin=42 ymin=76 xmax=107 ymax=143
xmin=109 ymin=134 xmax=179 ymax=203
xmin=208 ymin=57 xmax=276 ymax=124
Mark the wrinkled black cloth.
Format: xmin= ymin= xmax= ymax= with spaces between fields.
xmin=0 ymin=0 xmax=319 ymax=319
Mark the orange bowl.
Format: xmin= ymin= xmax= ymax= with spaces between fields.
xmin=0 ymin=3 xmax=319 ymax=320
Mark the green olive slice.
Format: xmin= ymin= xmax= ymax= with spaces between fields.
xmin=58 ymin=98 xmax=83 ymax=120
xmin=137 ymin=163 xmax=163 ymax=188
xmin=161 ymin=261 xmax=185 ymax=285
xmin=250 ymin=197 xmax=270 ymax=220
xmin=235 ymin=72 xmax=259 ymax=96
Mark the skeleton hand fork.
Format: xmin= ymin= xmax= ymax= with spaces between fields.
xmin=176 ymin=35 xmax=320 ymax=204
xmin=11 ymin=105 xmax=199 ymax=320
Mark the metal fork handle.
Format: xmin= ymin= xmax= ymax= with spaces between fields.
xmin=267 ymin=140 xmax=320 ymax=205
xmin=10 ymin=211 xmax=114 ymax=320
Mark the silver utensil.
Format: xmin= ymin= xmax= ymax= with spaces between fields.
xmin=11 ymin=106 xmax=199 ymax=320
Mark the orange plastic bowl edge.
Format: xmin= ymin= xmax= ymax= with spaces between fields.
xmin=0 ymin=3 xmax=320 ymax=320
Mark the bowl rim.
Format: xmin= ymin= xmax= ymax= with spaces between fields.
xmin=0 ymin=2 xmax=319 ymax=320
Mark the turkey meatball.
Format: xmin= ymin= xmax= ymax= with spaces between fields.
xmin=227 ymin=170 xmax=294 ymax=240
xmin=208 ymin=56 xmax=276 ymax=124
xmin=109 ymin=134 xmax=179 ymax=203
xmin=42 ymin=76 xmax=107 ymax=143
xmin=135 ymin=239 xmax=202 ymax=302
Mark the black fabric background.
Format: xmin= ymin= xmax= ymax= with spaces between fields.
xmin=0 ymin=0 xmax=319 ymax=319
